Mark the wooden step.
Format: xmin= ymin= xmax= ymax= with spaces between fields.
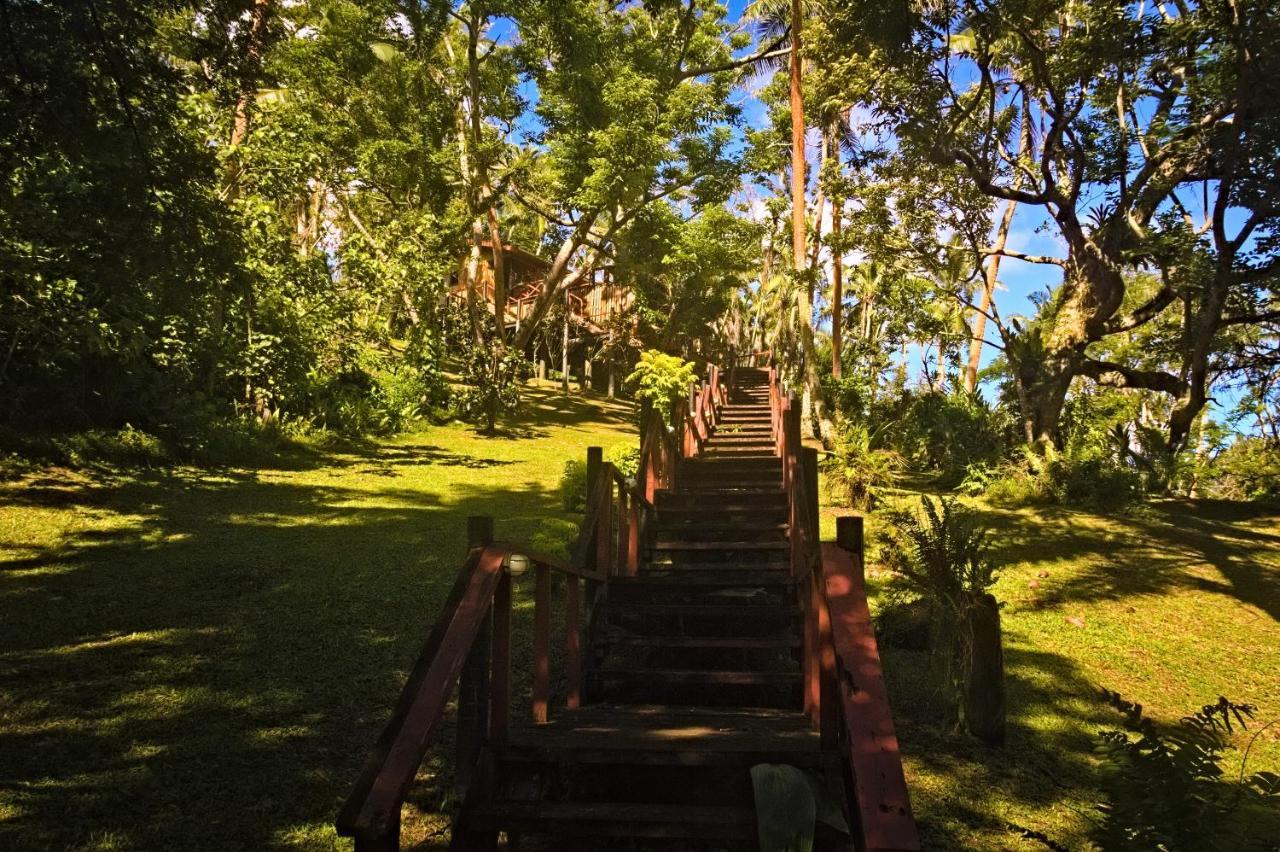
xmin=465 ymin=801 xmax=756 ymax=840
xmin=642 ymin=560 xmax=791 ymax=571
xmin=652 ymin=521 xmax=789 ymax=534
xmin=505 ymin=704 xmax=816 ymax=753
xmin=606 ymin=603 xmax=798 ymax=618
xmin=650 ymin=540 xmax=789 ymax=552
xmin=679 ymin=470 xmax=782 ymax=481
xmin=597 ymin=668 xmax=803 ymax=687
xmin=607 ymin=633 xmax=800 ymax=649
xmin=628 ymin=564 xmax=790 ymax=578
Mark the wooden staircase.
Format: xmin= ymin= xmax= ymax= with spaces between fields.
xmin=337 ymin=361 xmax=919 ymax=852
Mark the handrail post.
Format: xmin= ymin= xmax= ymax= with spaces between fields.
xmin=457 ymin=516 xmax=494 ymax=797
xmin=627 ymin=492 xmax=640 ymax=575
xmin=785 ymin=398 xmax=802 ymax=581
xmin=596 ymin=462 xmax=613 ymax=574
xmin=566 ymin=575 xmax=581 ymax=709
xmin=801 ymin=448 xmax=820 ymax=724
xmin=491 ymin=568 xmax=512 ymax=746
xmin=532 ymin=562 xmax=551 ymax=724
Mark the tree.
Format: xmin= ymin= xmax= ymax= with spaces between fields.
xmin=833 ymin=0 xmax=1280 ymax=450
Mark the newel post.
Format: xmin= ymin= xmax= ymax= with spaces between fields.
xmin=456 ymin=515 xmax=494 ymax=797
xmin=836 ymin=515 xmax=864 ymax=567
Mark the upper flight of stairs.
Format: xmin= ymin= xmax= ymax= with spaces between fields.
xmin=455 ymin=368 xmax=853 ymax=850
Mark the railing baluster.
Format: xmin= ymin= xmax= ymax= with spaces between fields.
xmin=627 ymin=492 xmax=640 ymax=575
xmin=532 ymin=563 xmax=551 ymax=724
xmin=491 ymin=571 xmax=512 ymax=745
xmin=457 ymin=516 xmax=494 ymax=795
xmin=566 ymin=576 xmax=581 ymax=709
xmin=596 ymin=466 xmax=613 ymax=574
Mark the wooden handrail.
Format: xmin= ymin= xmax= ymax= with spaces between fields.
xmin=336 ymin=542 xmax=512 ymax=848
xmin=771 ymin=376 xmax=919 ymax=849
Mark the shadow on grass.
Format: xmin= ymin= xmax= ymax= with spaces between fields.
xmin=882 ymin=641 xmax=1111 ymax=850
xmin=0 ymin=465 xmax=565 ymax=850
xmin=977 ymin=498 xmax=1280 ymax=622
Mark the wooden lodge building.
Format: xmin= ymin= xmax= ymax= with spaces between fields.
xmin=447 ymin=241 xmax=636 ymax=395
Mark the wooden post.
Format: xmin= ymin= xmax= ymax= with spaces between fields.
xmin=802 ymin=447 xmax=820 ymax=723
xmin=836 ymin=515 xmax=864 ymax=563
xmin=627 ymin=494 xmax=640 ymax=575
xmin=532 ymin=563 xmax=551 ymax=724
xmin=566 ymin=577 xmax=581 ymax=709
xmin=803 ymin=447 xmax=819 ymax=544
xmin=597 ymin=466 xmax=613 ymax=574
xmin=964 ymin=592 xmax=1006 ymax=744
xmin=490 ymin=571 xmax=511 ymax=745
xmin=456 ymin=516 xmax=493 ymax=796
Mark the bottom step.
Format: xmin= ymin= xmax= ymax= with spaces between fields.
xmin=465 ymin=801 xmax=755 ymax=840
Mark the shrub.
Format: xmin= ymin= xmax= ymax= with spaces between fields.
xmin=559 ymin=459 xmax=589 ymax=512
xmin=975 ymin=445 xmax=1142 ymax=511
xmin=822 ymin=423 xmax=902 ymax=509
xmin=1206 ymin=437 xmax=1280 ymax=502
xmin=530 ymin=518 xmax=581 ymax=560
xmin=558 ymin=441 xmax=640 ymax=511
xmin=454 ymin=344 xmax=531 ymax=434
xmin=892 ymin=390 xmax=1009 ymax=485
xmin=627 ymin=350 xmax=696 ymax=424
xmin=54 ymin=425 xmax=172 ymax=468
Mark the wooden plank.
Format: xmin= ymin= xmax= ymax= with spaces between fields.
xmin=466 ymin=802 xmax=755 ymax=839
xmin=822 ymin=540 xmax=921 ymax=851
xmin=596 ymin=668 xmax=802 ymax=686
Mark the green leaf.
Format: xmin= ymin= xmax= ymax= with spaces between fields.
xmin=370 ymin=41 xmax=399 ymax=62
xmin=949 ymin=29 xmax=977 ymax=55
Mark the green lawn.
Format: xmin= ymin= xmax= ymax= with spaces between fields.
xmin=3 ymin=398 xmax=1278 ymax=850
xmin=821 ymin=491 xmax=1280 ymax=849
xmin=0 ymin=387 xmax=635 ymax=851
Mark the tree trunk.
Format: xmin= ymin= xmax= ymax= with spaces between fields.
xmin=561 ymin=290 xmax=570 ymax=394
xmin=965 ymin=196 xmax=1017 ymax=393
xmin=965 ymin=102 xmax=1029 ymax=393
xmin=209 ymin=0 xmax=271 ymax=395
xmin=786 ymin=5 xmax=833 ymax=444
xmin=831 ymin=198 xmax=843 ymax=381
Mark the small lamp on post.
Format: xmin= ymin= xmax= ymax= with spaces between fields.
xmin=504 ymin=552 xmax=530 ymax=578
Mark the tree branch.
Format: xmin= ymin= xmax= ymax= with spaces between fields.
xmin=678 ymin=32 xmax=790 ymax=80
xmin=1079 ymin=359 xmax=1186 ymax=396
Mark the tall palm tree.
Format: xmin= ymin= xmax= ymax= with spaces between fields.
xmin=745 ymin=0 xmax=833 ymax=441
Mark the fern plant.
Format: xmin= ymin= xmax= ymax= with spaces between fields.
xmin=884 ymin=497 xmax=999 ymax=728
xmin=1094 ymin=691 xmax=1280 ymax=850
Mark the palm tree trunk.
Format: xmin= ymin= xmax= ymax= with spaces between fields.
xmin=831 ymin=199 xmax=843 ymax=381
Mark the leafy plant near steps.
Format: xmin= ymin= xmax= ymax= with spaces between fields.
xmin=1091 ymin=691 xmax=1280 ymax=851
xmin=750 ymin=764 xmax=849 ymax=852
xmin=626 ymin=350 xmax=697 ymax=426
xmin=822 ymin=422 xmax=903 ymax=509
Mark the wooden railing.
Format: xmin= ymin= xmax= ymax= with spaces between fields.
xmin=767 ymin=367 xmax=921 ymax=851
xmin=337 ymin=365 xmax=727 ymax=852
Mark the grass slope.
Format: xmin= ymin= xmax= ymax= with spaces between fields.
xmin=0 ymin=388 xmax=634 ymax=851
xmin=822 ymin=492 xmax=1280 ymax=849
xmin=4 ymin=396 xmax=1278 ymax=850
